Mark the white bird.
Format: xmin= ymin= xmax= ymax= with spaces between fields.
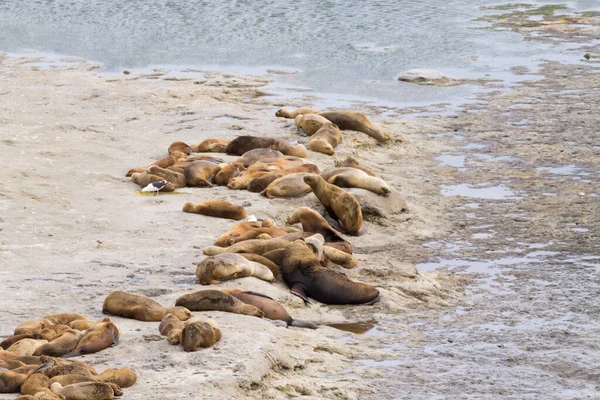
xmin=141 ymin=180 xmax=170 ymax=195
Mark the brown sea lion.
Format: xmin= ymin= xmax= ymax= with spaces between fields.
xmin=43 ymin=314 xmax=90 ymax=327
xmin=131 ymin=172 xmax=177 ymax=192
xmin=65 ymin=322 xmax=119 ymax=357
xmin=234 ymin=148 xmax=284 ymax=167
xmin=0 ymin=366 xmax=40 ymax=393
xmin=287 ymin=207 xmax=350 ymax=251
xmin=303 ymin=175 xmax=363 ymax=235
xmin=226 ymin=136 xmax=307 ymax=158
xmin=248 ymin=156 xmax=305 ymax=171
xmin=247 ymin=172 xmax=285 ymax=193
xmin=319 ymin=111 xmax=390 ymax=142
xmin=213 ymin=221 xmax=265 ymax=247
xmin=190 ymin=138 xmax=230 ymax=153
xmin=203 ymin=238 xmax=291 ymax=256
xmin=321 ymin=167 xmax=391 ymax=196
xmin=33 ymin=331 xmax=83 ymax=357
xmin=50 ymin=382 xmax=114 ymax=400
xmin=67 ymin=318 xmax=110 ymax=332
xmin=1 ymin=335 xmax=36 ymax=350
xmin=308 ymin=123 xmax=342 ymax=155
xmin=341 ymin=156 xmax=375 ymax=176
xmin=180 ymin=319 xmax=221 ymax=352
xmin=281 ymin=239 xmax=379 ymax=305
xmin=7 ymin=340 xmax=49 ymax=357
xmin=226 ymin=168 xmax=272 ymax=190
xmin=168 ymin=141 xmax=192 ymax=155
xmin=175 ymin=290 xmax=264 ymax=317
xmin=96 ymin=368 xmax=137 ymax=388
xmin=196 ymin=253 xmax=275 ymax=284
xmin=183 ymin=160 xmax=221 ymax=187
xmin=224 ymin=290 xmax=317 ymax=329
xmin=214 ymin=162 xmax=245 ymax=186
xmin=14 ymin=320 xmax=54 ymax=336
xmin=35 ymin=357 xmax=95 ymax=379
xmin=36 ymin=325 xmax=72 ymax=342
xmin=158 ymin=314 xmax=185 ymax=345
xmin=102 ymin=291 xmax=191 ymax=322
xmin=19 ymin=372 xmax=53 ymax=397
xmin=261 ymin=173 xmax=316 ymax=199
xmin=275 ymin=107 xmax=321 ymax=119
xmin=294 ymin=114 xmax=330 ymax=136
xmin=183 ymin=200 xmax=247 ymax=221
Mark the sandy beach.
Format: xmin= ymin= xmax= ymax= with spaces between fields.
xmin=1 ymin=8 xmax=599 ymax=400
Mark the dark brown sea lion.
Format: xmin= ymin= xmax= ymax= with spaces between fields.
xmin=276 ymin=107 xmax=321 ymax=119
xmin=33 ymin=330 xmax=83 ymax=357
xmin=180 ymin=318 xmax=222 ymax=352
xmin=196 ymin=253 xmax=276 ymax=284
xmin=224 ymin=290 xmax=317 ymax=329
xmin=226 ymin=136 xmax=307 ymax=158
xmin=308 ymin=123 xmax=342 ymax=155
xmin=158 ymin=314 xmax=185 ymax=345
xmin=183 ymin=200 xmax=247 ymax=221
xmin=281 ymin=239 xmax=379 ymax=305
xmin=175 ymin=291 xmax=264 ymax=317
xmin=261 ymin=173 xmax=316 ymax=199
xmin=50 ymin=382 xmax=114 ymax=400
xmin=102 ymin=291 xmax=191 ymax=322
xmin=168 ymin=141 xmax=192 ymax=155
xmin=294 ymin=114 xmax=330 ymax=136
xmin=341 ymin=156 xmax=375 ymax=176
xmin=234 ymin=148 xmax=284 ymax=167
xmin=64 ymin=322 xmax=119 ymax=357
xmin=319 ymin=111 xmax=390 ymax=142
xmin=190 ymin=138 xmax=231 ymax=153
xmin=203 ymin=238 xmax=291 ymax=256
xmin=303 ymin=175 xmax=363 ymax=235
xmin=214 ymin=162 xmax=245 ymax=186
xmin=321 ymin=167 xmax=391 ymax=196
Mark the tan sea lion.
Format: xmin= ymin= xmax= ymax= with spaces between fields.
xmin=102 ymin=291 xmax=191 ymax=322
xmin=1 ymin=335 xmax=36 ymax=350
xmin=14 ymin=320 xmax=54 ymax=336
xmin=214 ymin=162 xmax=245 ymax=186
xmin=281 ymin=239 xmax=379 ymax=305
xmin=33 ymin=331 xmax=83 ymax=357
xmin=175 ymin=290 xmax=264 ymax=317
xmin=158 ymin=314 xmax=185 ymax=345
xmin=226 ymin=136 xmax=307 ymax=158
xmin=43 ymin=314 xmax=90 ymax=326
xmin=261 ymin=173 xmax=316 ymax=199
xmin=204 ymin=238 xmax=291 ymax=256
xmin=15 ymin=394 xmax=63 ymax=400
xmin=319 ymin=111 xmax=390 ymax=142
xmin=65 ymin=322 xmax=119 ymax=357
xmin=294 ymin=114 xmax=330 ymax=136
xmin=321 ymin=167 xmax=391 ymax=196
xmin=180 ymin=318 xmax=221 ymax=352
xmin=247 ymin=172 xmax=285 ymax=193
xmin=213 ymin=221 xmax=265 ymax=247
xmin=36 ymin=325 xmax=73 ymax=342
xmin=276 ymin=107 xmax=321 ymax=119
xmin=341 ymin=156 xmax=375 ymax=176
xmin=190 ymin=138 xmax=231 ymax=153
xmin=303 ymin=175 xmax=363 ymax=235
xmin=67 ymin=318 xmax=110 ymax=332
xmin=183 ymin=160 xmax=221 ymax=187
xmin=168 ymin=141 xmax=192 ymax=155
xmin=308 ymin=122 xmax=342 ymax=155
xmin=224 ymin=290 xmax=317 ymax=329
xmin=234 ymin=148 xmax=284 ymax=167
xmin=287 ymin=207 xmax=351 ymax=251
xmin=0 ymin=369 xmax=37 ymax=393
xmin=7 ymin=340 xmax=49 ymax=357
xmin=183 ymin=200 xmax=247 ymax=221
xmin=96 ymin=368 xmax=137 ymax=388
xmin=35 ymin=357 xmax=95 ymax=379
xmin=224 ymin=227 xmax=299 ymax=245
xmin=50 ymin=382 xmax=114 ymax=400
xmin=237 ymin=253 xmax=279 ymax=278
xmin=248 ymin=156 xmax=305 ymax=171
xmin=322 ymin=246 xmax=357 ymax=269
xmin=196 ymin=253 xmax=275 ymax=284
xmin=226 ymin=168 xmax=270 ymax=190
xmin=131 ymin=172 xmax=177 ymax=192
xmin=19 ymin=372 xmax=53 ymax=397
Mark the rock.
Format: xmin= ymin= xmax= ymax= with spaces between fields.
xmin=347 ymin=188 xmax=408 ymax=218
xmin=397 ymin=69 xmax=459 ymax=85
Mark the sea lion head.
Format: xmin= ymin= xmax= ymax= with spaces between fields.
xmin=303 ymin=174 xmax=320 ymax=188
xmin=167 ymin=306 xmax=192 ymax=321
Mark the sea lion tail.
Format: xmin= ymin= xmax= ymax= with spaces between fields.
xmin=290 ymin=320 xmax=318 ymax=330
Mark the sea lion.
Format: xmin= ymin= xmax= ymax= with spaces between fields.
xmin=237 ymin=253 xmax=279 ymax=277
xmin=183 ymin=160 xmax=221 ymax=187
xmin=0 ymin=368 xmax=37 ymax=393
xmin=144 ymin=166 xmax=187 ymax=188
xmin=214 ymin=163 xmax=245 ymax=186
xmin=294 ymin=114 xmax=330 ymax=136
xmin=67 ymin=318 xmax=111 ymax=332
xmin=168 ymin=141 xmax=192 ymax=155
xmin=102 ymin=291 xmax=191 ymax=322
xmin=175 ymin=290 xmax=264 ymax=317
xmin=183 ymin=200 xmax=247 ymax=221
xmin=131 ymin=172 xmax=177 ymax=192
xmin=50 ymin=382 xmax=114 ymax=400
xmin=203 ymin=238 xmax=291 ymax=256
xmin=276 ymin=107 xmax=321 ymax=119
xmin=15 ymin=394 xmax=63 ymax=400
xmin=226 ymin=136 xmax=307 ymax=158
xmin=308 ymin=122 xmax=342 ymax=156
xmin=321 ymin=167 xmax=391 ymax=196
xmin=43 ymin=314 xmax=90 ymax=327
xmin=19 ymin=372 xmax=53 ymax=397
xmin=322 ymin=246 xmax=357 ymax=269
xmin=234 ymin=149 xmax=284 ymax=167
xmin=190 ymin=138 xmax=231 ymax=153
xmin=281 ymin=239 xmax=380 ymax=305
xmin=180 ymin=318 xmax=222 ymax=352
xmin=213 ymin=221 xmax=265 ymax=247
xmin=224 ymin=227 xmax=299 ymax=246
xmin=319 ymin=111 xmax=390 ymax=142
xmin=303 ymin=175 xmax=363 ymax=235
xmin=224 ymin=290 xmax=317 ymax=329
xmin=196 ymin=253 xmax=275 ymax=284
xmin=35 ymin=357 xmax=95 ymax=379
xmin=287 ymin=207 xmax=351 ymax=252
xmin=226 ymin=168 xmax=272 ymax=190
xmin=247 ymin=172 xmax=285 ymax=193
xmin=158 ymin=314 xmax=185 ymax=345
xmin=248 ymin=156 xmax=305 ymax=171
xmin=261 ymin=173 xmax=316 ymax=199
xmin=65 ymin=322 xmax=119 ymax=357
xmin=33 ymin=331 xmax=83 ymax=357
xmin=96 ymin=368 xmax=137 ymax=388
xmin=7 ymin=340 xmax=49 ymax=357
xmin=1 ymin=335 xmax=36 ymax=350
xmin=14 ymin=320 xmax=54 ymax=336
xmin=341 ymin=156 xmax=375 ymax=176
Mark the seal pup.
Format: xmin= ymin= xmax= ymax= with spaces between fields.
xmin=321 ymin=167 xmax=391 ymax=196
xmin=213 ymin=220 xmax=266 ymax=247
xmin=224 ymin=290 xmax=317 ymax=329
xmin=319 ymin=111 xmax=390 ymax=142
xmin=203 ymin=238 xmax=291 ymax=256
xmin=190 ymin=138 xmax=230 ymax=153
xmin=102 ymin=291 xmax=191 ymax=322
xmin=14 ymin=320 xmax=54 ymax=336
xmin=64 ymin=322 xmax=119 ymax=357
xmin=50 ymin=382 xmax=114 ymax=400
xmin=175 ymin=291 xmax=264 ymax=317
xmin=196 ymin=253 xmax=275 ymax=284
xmin=226 ymin=136 xmax=307 ymax=158
xmin=158 ymin=314 xmax=185 ymax=345
xmin=223 ymin=226 xmax=299 ymax=246
xmin=303 ymin=175 xmax=363 ymax=235
xmin=168 ymin=141 xmax=192 ymax=155
xmin=276 ymin=107 xmax=321 ymax=119
xmin=261 ymin=173 xmax=316 ymax=199
xmin=281 ymin=239 xmax=380 ymax=305
xmin=341 ymin=156 xmax=375 ymax=176
xmin=180 ymin=318 xmax=222 ymax=352
xmin=183 ymin=200 xmax=247 ymax=221
xmin=131 ymin=172 xmax=177 ymax=192
xmin=307 ymin=123 xmax=342 ymax=155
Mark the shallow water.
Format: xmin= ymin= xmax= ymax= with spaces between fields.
xmin=1 ymin=0 xmax=598 ymax=106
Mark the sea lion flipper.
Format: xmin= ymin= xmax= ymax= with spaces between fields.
xmin=290 ymin=284 xmax=311 ymax=305
xmin=290 ymin=320 xmax=318 ymax=329
xmin=241 ymin=291 xmax=275 ymax=301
